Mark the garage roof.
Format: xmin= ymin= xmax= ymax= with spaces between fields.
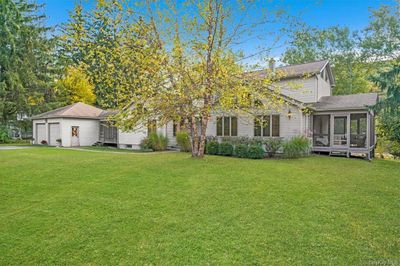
xmin=32 ymin=102 xmax=104 ymax=119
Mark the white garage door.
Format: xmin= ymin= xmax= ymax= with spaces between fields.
xmin=49 ymin=123 xmax=60 ymax=146
xmin=36 ymin=123 xmax=46 ymax=144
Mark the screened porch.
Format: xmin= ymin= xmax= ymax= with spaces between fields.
xmin=311 ymin=111 xmax=375 ymax=158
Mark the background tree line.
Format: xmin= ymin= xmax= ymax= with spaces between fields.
xmin=0 ymin=0 xmax=399 ymax=156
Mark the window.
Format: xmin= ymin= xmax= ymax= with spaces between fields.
xmin=254 ymin=115 xmax=280 ymax=137
xmin=216 ymin=116 xmax=237 ymax=136
xmin=173 ymin=119 xmax=185 ymax=136
xmin=271 ymin=115 xmax=280 ymax=137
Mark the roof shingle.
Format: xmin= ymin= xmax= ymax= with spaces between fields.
xmin=32 ymin=102 xmax=104 ymax=119
xmin=311 ymin=93 xmax=378 ymax=111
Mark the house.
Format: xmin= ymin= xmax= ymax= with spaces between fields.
xmin=31 ymin=103 xmax=103 ymax=146
xmin=31 ymin=60 xmax=378 ymax=158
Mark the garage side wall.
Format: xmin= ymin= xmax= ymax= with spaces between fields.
xmin=61 ymin=119 xmax=100 ymax=147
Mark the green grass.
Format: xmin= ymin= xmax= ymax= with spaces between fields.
xmin=0 ymin=148 xmax=399 ymax=265
xmin=76 ymin=146 xmax=150 ymax=153
xmin=0 ymin=139 xmax=31 ymax=146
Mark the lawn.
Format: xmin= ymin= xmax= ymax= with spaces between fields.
xmin=0 ymin=148 xmax=399 ymax=265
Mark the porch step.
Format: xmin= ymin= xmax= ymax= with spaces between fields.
xmin=329 ymin=150 xmax=349 ymax=157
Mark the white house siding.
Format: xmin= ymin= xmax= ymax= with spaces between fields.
xmin=164 ymin=121 xmax=177 ymax=146
xmin=118 ymin=127 xmax=148 ymax=149
xmin=206 ymin=105 xmax=307 ymax=140
xmin=279 ymin=77 xmax=318 ymax=103
xmin=316 ymin=73 xmax=332 ymax=100
xmin=61 ymin=118 xmax=100 ymax=147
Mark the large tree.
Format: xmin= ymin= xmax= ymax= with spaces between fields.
xmin=361 ymin=3 xmax=400 ymax=62
xmin=115 ymin=0 xmax=286 ymax=157
xmin=371 ymin=63 xmax=400 ymax=148
xmin=0 ymin=0 xmax=59 ymax=123
xmin=282 ymin=24 xmax=375 ymax=95
xmin=60 ymin=0 xmax=160 ymax=109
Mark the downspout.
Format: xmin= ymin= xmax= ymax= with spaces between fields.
xmin=316 ymin=75 xmax=319 ymax=102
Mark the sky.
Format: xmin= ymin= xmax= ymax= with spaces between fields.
xmin=37 ymin=0 xmax=397 ymax=65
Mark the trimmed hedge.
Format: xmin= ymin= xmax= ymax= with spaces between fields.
xmin=235 ymin=144 xmax=248 ymax=158
xmin=247 ymin=145 xmax=265 ymax=159
xmin=206 ymin=140 xmax=219 ymax=155
xmin=264 ymin=138 xmax=283 ymax=157
xmin=219 ymin=142 xmax=234 ymax=156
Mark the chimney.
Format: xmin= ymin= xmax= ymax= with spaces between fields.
xmin=269 ymin=58 xmax=276 ymax=72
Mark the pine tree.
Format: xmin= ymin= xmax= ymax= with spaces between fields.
xmin=0 ymin=0 xmax=58 ymax=124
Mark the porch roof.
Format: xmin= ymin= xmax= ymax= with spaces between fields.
xmin=311 ymin=93 xmax=378 ymax=111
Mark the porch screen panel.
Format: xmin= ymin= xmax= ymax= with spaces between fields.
xmin=333 ymin=116 xmax=347 ymax=146
xmin=350 ymin=113 xmax=367 ymax=148
xmin=313 ymin=115 xmax=330 ymax=147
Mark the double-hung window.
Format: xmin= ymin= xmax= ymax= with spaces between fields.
xmin=254 ymin=115 xmax=280 ymax=137
xmin=216 ymin=116 xmax=238 ymax=136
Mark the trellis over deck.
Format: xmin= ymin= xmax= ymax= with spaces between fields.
xmin=310 ymin=93 xmax=378 ymax=160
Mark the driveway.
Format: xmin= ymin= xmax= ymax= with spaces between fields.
xmin=0 ymin=146 xmax=33 ymax=150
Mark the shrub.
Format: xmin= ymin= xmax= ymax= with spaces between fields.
xmin=149 ymin=132 xmax=168 ymax=151
xmin=219 ymin=142 xmax=234 ymax=156
xmin=283 ymin=136 xmax=310 ymax=158
xmin=139 ymin=139 xmax=153 ymax=151
xmin=264 ymin=138 xmax=283 ymax=157
xmin=0 ymin=126 xmax=10 ymax=143
xmin=206 ymin=140 xmax=219 ymax=155
xmin=140 ymin=133 xmax=168 ymax=151
xmin=176 ymin=131 xmax=191 ymax=152
xmin=235 ymin=144 xmax=248 ymax=158
xmin=247 ymin=144 xmax=265 ymax=159
xmin=389 ymin=141 xmax=400 ymax=158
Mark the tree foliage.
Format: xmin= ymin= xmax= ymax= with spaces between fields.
xmin=115 ymin=0 xmax=287 ymax=157
xmin=0 ymin=0 xmax=59 ymax=123
xmin=371 ymin=63 xmax=400 ymax=143
xmin=282 ymin=3 xmax=400 ymax=95
xmin=60 ymin=0 xmax=161 ymax=109
xmin=56 ymin=66 xmax=96 ymax=105
xmin=282 ymin=25 xmax=376 ymax=95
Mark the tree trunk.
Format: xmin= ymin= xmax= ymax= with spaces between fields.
xmin=197 ymin=116 xmax=209 ymax=157
xmin=190 ymin=116 xmax=199 ymax=157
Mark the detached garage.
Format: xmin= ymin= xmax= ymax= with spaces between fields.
xmin=31 ymin=102 xmax=104 ymax=147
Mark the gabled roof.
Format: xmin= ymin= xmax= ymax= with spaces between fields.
xmin=277 ymin=60 xmax=329 ymax=78
xmin=249 ymin=60 xmax=335 ymax=85
xmin=311 ymin=93 xmax=378 ymax=111
xmin=32 ymin=102 xmax=104 ymax=120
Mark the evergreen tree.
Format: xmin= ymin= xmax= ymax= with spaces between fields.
xmin=0 ymin=0 xmax=59 ymax=124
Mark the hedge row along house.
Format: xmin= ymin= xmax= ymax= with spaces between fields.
xmin=31 ymin=60 xmax=378 ymax=158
